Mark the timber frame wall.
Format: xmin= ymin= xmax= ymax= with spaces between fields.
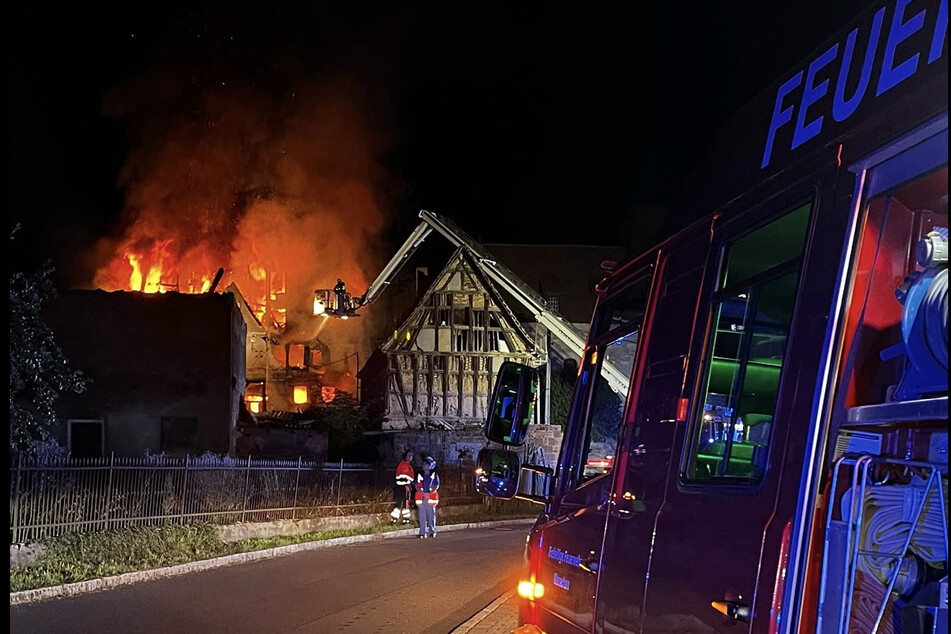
xmin=380 ymin=248 xmax=536 ymax=429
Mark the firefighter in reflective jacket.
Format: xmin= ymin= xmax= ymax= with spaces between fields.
xmin=391 ymin=450 xmax=415 ymax=524
xmin=415 ymin=455 xmax=440 ymax=538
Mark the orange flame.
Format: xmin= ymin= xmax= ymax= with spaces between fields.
xmin=127 ymin=254 xmax=143 ymax=291
xmin=91 ymin=200 xmax=373 ymax=346
xmin=96 ymin=233 xmax=299 ymax=328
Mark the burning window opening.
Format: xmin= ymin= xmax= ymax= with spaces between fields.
xmin=287 ymin=344 xmax=306 ymax=369
xmin=244 ymin=382 xmax=266 ymax=414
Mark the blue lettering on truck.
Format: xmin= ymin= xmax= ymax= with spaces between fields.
xmin=553 ymin=573 xmax=571 ymax=591
xmin=761 ymin=0 xmax=948 ymax=168
xmin=548 ymin=546 xmax=582 ymax=567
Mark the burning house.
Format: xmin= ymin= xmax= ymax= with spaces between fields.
xmin=76 ymin=69 xmax=396 ymax=433
xmin=89 ymin=202 xmax=372 ymax=420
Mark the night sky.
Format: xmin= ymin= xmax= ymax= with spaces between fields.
xmin=9 ymin=1 xmax=873 ymax=285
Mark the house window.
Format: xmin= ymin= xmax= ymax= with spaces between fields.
xmin=293 ymin=385 xmax=309 ymax=405
xmin=68 ymin=419 xmax=104 ymax=458
xmin=544 ymin=295 xmax=560 ymax=312
xmin=161 ymin=417 xmax=198 ymax=454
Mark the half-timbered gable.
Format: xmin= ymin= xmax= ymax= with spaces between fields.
xmin=377 ymin=247 xmax=538 ymax=429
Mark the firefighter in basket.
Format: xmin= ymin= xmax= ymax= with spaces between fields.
xmin=391 ymin=450 xmax=415 ymax=524
xmin=415 ymin=455 xmax=440 ymax=538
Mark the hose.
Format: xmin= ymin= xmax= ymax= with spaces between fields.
xmin=848 ymin=477 xmax=948 ymax=592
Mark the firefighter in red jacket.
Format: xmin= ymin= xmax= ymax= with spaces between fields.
xmin=415 ymin=455 xmax=440 ymax=538
xmin=390 ymin=450 xmax=415 ymax=524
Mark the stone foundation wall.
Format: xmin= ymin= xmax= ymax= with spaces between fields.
xmin=524 ymin=424 xmax=564 ymax=468
xmin=377 ymin=424 xmax=564 ymax=469
xmin=378 ymin=427 xmax=487 ymax=467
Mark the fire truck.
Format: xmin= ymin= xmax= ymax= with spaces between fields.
xmin=475 ymin=0 xmax=948 ymax=632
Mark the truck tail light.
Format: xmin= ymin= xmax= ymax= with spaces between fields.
xmin=768 ymin=520 xmax=793 ymax=634
xmin=518 ymin=578 xmax=545 ymax=599
xmin=518 ymin=532 xmax=543 ymax=626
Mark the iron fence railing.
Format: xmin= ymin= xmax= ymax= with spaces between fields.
xmin=9 ymin=454 xmax=481 ymax=544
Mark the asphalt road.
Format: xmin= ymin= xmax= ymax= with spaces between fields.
xmin=9 ymin=524 xmax=529 ymax=634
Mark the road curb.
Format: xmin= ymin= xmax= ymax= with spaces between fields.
xmin=451 ymin=589 xmax=516 ymax=633
xmin=10 ymin=517 xmax=535 ymax=606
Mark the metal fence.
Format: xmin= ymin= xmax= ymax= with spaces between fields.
xmin=9 ymin=454 xmax=481 ymax=544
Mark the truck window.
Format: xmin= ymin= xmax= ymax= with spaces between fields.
xmin=684 ymin=203 xmax=811 ymax=483
xmin=574 ymin=272 xmax=651 ymax=482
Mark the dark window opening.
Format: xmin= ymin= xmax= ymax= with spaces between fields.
xmin=69 ymin=420 xmax=104 ymax=458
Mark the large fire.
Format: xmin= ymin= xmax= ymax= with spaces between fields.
xmin=92 ymin=198 xmax=373 ymax=331
xmin=85 ymin=73 xmax=393 ymax=414
xmin=90 ymin=200 xmax=378 ymax=413
xmin=96 ymin=232 xmax=292 ymax=327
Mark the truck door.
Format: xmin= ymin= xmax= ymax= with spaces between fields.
xmin=593 ymin=228 xmax=711 ymax=633
xmin=528 ymin=266 xmax=655 ymax=634
xmin=640 ymin=186 xmax=824 ymax=632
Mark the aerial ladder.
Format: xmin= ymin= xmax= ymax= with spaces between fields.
xmin=313 ymin=209 xmax=629 ymax=396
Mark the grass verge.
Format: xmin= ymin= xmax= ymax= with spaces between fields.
xmin=10 ymin=506 xmax=538 ymax=593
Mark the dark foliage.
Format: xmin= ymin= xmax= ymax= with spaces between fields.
xmin=9 ymin=226 xmax=87 ymax=451
xmin=306 ymin=391 xmax=375 ymax=460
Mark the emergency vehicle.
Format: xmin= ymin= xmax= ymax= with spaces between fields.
xmin=475 ymin=0 xmax=948 ymax=632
